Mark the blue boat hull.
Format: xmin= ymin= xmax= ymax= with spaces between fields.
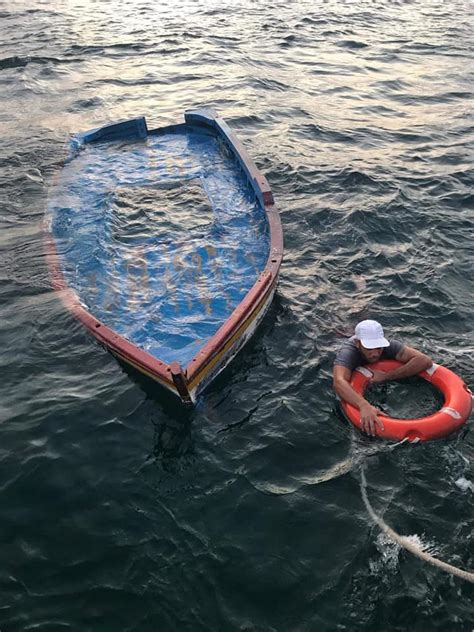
xmin=46 ymin=109 xmax=283 ymax=404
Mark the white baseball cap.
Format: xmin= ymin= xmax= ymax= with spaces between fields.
xmin=354 ymin=320 xmax=390 ymax=349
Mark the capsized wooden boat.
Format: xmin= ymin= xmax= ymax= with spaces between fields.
xmin=45 ymin=109 xmax=283 ymax=404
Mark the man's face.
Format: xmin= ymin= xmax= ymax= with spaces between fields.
xmin=358 ymin=342 xmax=383 ymax=363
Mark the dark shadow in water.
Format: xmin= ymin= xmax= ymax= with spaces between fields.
xmin=117 ymin=357 xmax=195 ymax=471
xmin=151 ymin=412 xmax=194 ymax=473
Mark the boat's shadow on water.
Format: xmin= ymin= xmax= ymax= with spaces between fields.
xmin=151 ymin=412 xmax=194 ymax=473
xmin=117 ymin=359 xmax=195 ymax=470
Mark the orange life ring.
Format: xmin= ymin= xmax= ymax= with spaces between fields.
xmin=340 ymin=359 xmax=473 ymax=441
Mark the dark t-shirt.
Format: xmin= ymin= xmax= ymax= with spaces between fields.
xmin=334 ymin=336 xmax=404 ymax=372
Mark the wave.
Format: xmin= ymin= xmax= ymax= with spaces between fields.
xmin=0 ymin=55 xmax=74 ymax=71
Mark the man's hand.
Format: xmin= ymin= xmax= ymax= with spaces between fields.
xmin=359 ymin=402 xmax=385 ymax=436
xmin=369 ymin=369 xmax=388 ymax=384
xmin=333 ymin=365 xmax=385 ymax=437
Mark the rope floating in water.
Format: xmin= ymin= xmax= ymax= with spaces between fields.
xmin=360 ymin=467 xmax=474 ymax=583
xmin=305 ymin=434 xmax=473 ymax=582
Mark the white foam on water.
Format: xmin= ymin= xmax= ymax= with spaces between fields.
xmin=455 ymin=477 xmax=474 ymax=493
xmin=372 ymin=532 xmax=439 ymax=575
xmin=374 ymin=532 xmax=401 ymax=572
xmin=403 ymin=534 xmax=439 ymax=557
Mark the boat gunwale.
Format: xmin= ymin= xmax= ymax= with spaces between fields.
xmin=45 ymin=108 xmax=283 ymax=403
xmin=180 ymin=109 xmax=283 ymax=391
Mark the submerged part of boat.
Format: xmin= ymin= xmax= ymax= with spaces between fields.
xmin=46 ymin=109 xmax=283 ymax=404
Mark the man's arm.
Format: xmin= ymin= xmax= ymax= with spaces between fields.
xmin=333 ymin=365 xmax=384 ymax=436
xmin=371 ymin=346 xmax=433 ymax=383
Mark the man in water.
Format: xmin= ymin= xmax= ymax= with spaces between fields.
xmin=333 ymin=319 xmax=433 ymax=436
